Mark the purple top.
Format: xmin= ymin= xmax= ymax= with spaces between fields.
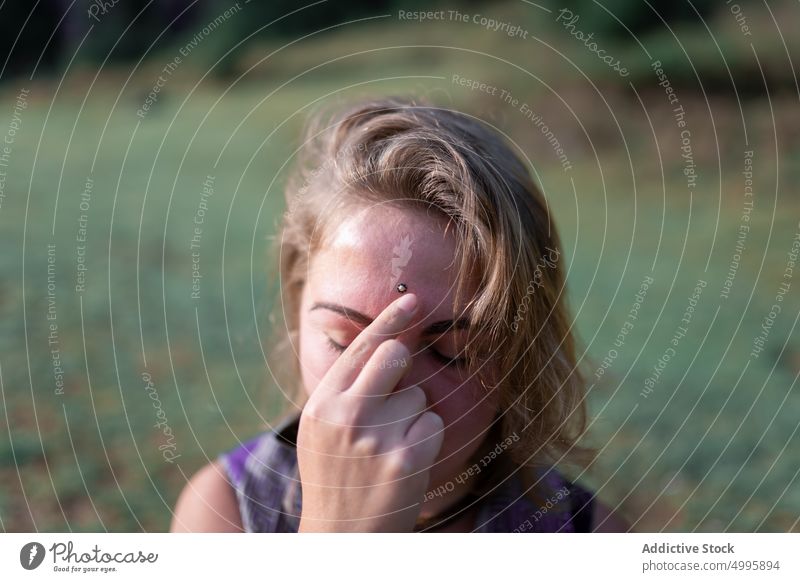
xmin=218 ymin=412 xmax=595 ymax=532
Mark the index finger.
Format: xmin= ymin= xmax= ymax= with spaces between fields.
xmin=326 ymin=293 xmax=419 ymax=390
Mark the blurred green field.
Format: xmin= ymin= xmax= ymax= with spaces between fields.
xmin=1 ymin=1 xmax=799 ymax=532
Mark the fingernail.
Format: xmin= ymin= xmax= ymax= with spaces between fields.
xmin=396 ymin=293 xmax=418 ymax=314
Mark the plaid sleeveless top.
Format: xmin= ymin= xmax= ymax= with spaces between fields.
xmin=218 ymin=412 xmax=596 ymax=532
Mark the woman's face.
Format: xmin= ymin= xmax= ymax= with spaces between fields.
xmin=297 ymin=203 xmax=499 ymax=487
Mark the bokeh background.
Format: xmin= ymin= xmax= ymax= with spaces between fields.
xmin=1 ymin=0 xmax=798 ymax=532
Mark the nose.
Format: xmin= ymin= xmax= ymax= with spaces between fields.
xmin=390 ymin=329 xmax=438 ymax=404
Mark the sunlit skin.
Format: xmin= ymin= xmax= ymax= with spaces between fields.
xmin=295 ymin=202 xmax=500 ymax=531
xmin=169 ymin=201 xmax=630 ymax=533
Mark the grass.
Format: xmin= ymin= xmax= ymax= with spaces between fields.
xmin=1 ymin=3 xmax=799 ymax=532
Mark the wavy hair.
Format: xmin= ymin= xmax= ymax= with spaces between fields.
xmin=268 ymin=96 xmax=594 ymax=478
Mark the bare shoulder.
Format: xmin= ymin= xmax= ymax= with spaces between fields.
xmin=170 ymin=459 xmax=244 ymax=532
xmin=591 ymin=500 xmax=632 ymax=532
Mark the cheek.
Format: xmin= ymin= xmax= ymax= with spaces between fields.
xmin=420 ymin=359 xmax=497 ymax=418
xmin=423 ymin=369 xmax=499 ymax=448
xmin=423 ymin=373 xmax=499 ymax=481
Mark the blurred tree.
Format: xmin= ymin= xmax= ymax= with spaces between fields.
xmin=0 ymin=0 xmax=62 ymax=78
xmin=0 ymin=0 xmax=763 ymax=83
xmin=542 ymin=0 xmax=721 ymax=39
xmin=1 ymin=0 xmax=439 ymax=81
xmin=1 ymin=0 xmax=202 ymax=80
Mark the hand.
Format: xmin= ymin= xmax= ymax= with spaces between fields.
xmin=296 ymin=293 xmax=444 ymax=532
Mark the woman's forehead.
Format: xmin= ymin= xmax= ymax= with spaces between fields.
xmin=307 ymin=205 xmax=473 ymax=317
xmin=318 ymin=205 xmax=457 ymax=271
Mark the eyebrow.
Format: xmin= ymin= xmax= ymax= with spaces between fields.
xmin=310 ymin=302 xmax=470 ymax=335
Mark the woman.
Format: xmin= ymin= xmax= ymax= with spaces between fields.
xmin=171 ymin=97 xmax=629 ymax=532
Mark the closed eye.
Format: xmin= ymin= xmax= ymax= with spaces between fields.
xmin=324 ymin=336 xmax=468 ymax=368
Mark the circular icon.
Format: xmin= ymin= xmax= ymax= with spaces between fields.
xmin=20 ymin=542 xmax=46 ymax=570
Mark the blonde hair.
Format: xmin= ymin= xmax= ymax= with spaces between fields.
xmin=268 ymin=96 xmax=593 ymax=475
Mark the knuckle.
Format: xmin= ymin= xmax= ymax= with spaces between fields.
xmin=425 ymin=411 xmax=445 ymax=432
xmin=383 ymin=305 xmax=405 ymax=328
xmin=378 ymin=339 xmax=409 ymax=363
xmin=385 ymin=449 xmax=414 ymax=478
xmin=407 ymin=385 xmax=427 ymax=409
xmin=301 ymin=399 xmax=325 ymax=422
xmin=346 ymin=341 xmax=370 ymax=364
xmin=330 ymin=403 xmax=361 ymax=429
xmin=305 ymin=396 xmax=360 ymax=430
xmin=352 ymin=434 xmax=380 ymax=457
xmin=413 ymin=411 xmax=444 ymax=439
xmin=392 ymin=385 xmax=426 ymax=415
